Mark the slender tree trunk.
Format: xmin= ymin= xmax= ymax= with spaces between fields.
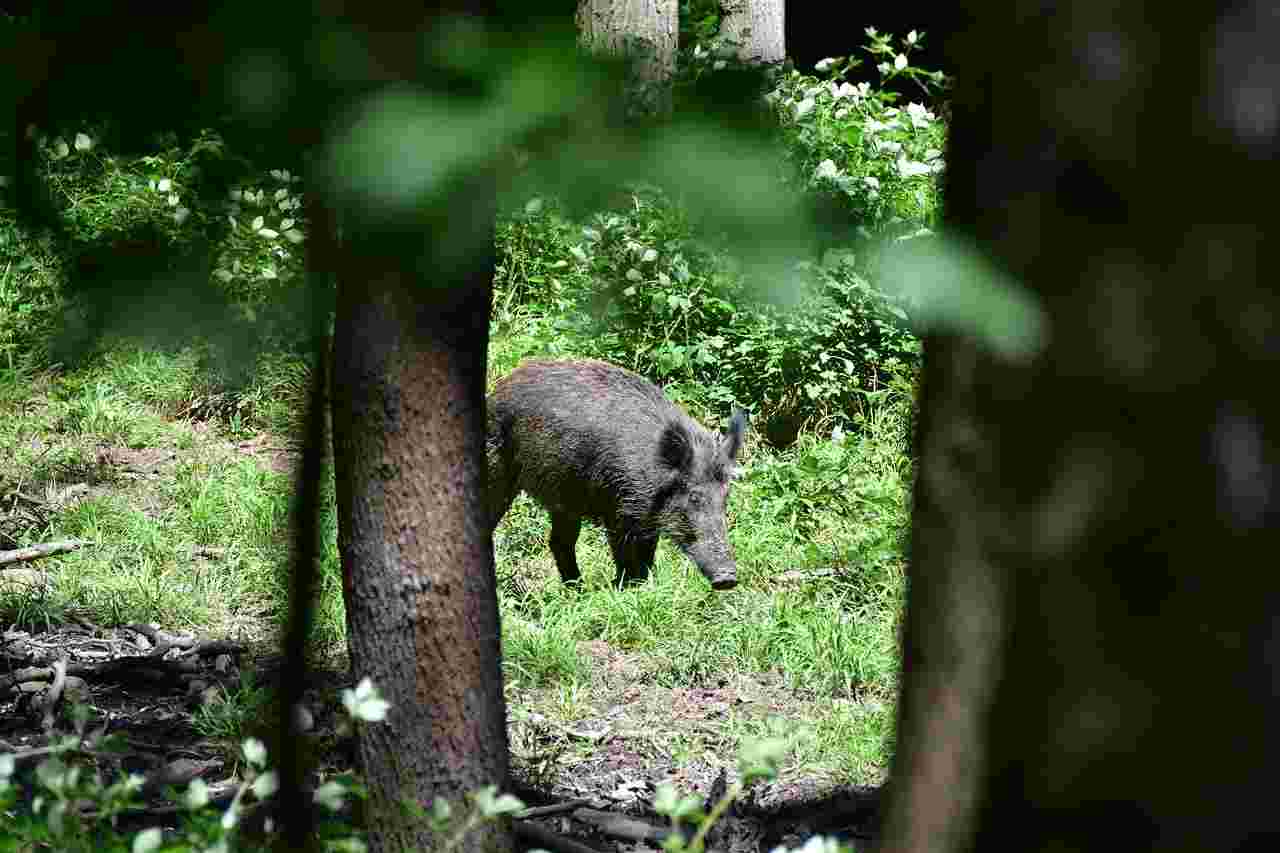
xmin=884 ymin=1 xmax=1280 ymax=850
xmin=331 ymin=171 xmax=509 ymax=852
xmin=720 ymin=0 xmax=784 ymax=67
xmin=576 ymin=0 xmax=677 ymax=121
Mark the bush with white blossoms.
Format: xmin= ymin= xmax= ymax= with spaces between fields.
xmin=213 ymin=167 xmax=309 ymax=306
xmin=767 ymin=28 xmax=947 ymax=241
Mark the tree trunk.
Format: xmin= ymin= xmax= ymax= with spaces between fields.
xmin=720 ymin=0 xmax=784 ymax=67
xmin=576 ymin=0 xmax=677 ymax=121
xmin=884 ymin=1 xmax=1280 ymax=850
xmin=330 ymin=157 xmax=510 ymax=853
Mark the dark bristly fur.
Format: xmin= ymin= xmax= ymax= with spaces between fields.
xmin=487 ymin=359 xmax=748 ymax=590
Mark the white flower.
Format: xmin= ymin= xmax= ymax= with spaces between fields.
xmin=906 ymin=102 xmax=934 ymax=129
xmin=815 ymin=57 xmax=836 ymax=72
xmin=284 ymin=228 xmax=305 ymax=243
xmin=168 ymin=193 xmax=180 ymax=207
xmin=863 ymin=175 xmax=881 ymax=190
xmin=877 ymin=62 xmax=891 ymax=75
xmin=907 ymin=30 xmax=919 ymax=45
xmin=343 ymin=677 xmax=391 ymax=722
xmin=814 ymin=159 xmax=840 ymax=180
xmin=865 ymin=26 xmax=878 ymax=37
xmin=833 ymin=82 xmax=858 ymax=100
xmin=156 ymin=178 xmax=171 ymax=193
xmin=834 ymin=108 xmax=849 ymax=119
xmin=896 ymin=155 xmax=932 ymax=178
xmin=794 ymin=98 xmax=816 ymax=119
xmin=894 ymin=53 xmax=908 ymax=70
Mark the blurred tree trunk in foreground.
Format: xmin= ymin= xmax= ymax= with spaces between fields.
xmin=884 ymin=1 xmax=1280 ymax=850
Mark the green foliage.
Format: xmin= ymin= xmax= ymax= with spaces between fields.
xmin=0 ymin=126 xmax=316 ymax=385
xmin=678 ymin=0 xmax=723 ymax=48
xmin=0 ymin=686 xmax=379 ymax=852
xmin=493 ymin=29 xmax=942 ymax=441
xmin=746 ymin=380 xmax=914 ymax=541
xmin=26 ymin=127 xmax=222 ymax=247
xmin=211 ymin=169 xmax=310 ymax=323
xmin=496 ymin=184 xmax=921 ymax=441
xmin=768 ymin=29 xmax=948 ymax=241
xmin=0 ymin=209 xmax=65 ymax=370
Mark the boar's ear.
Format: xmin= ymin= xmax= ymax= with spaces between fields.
xmin=722 ymin=408 xmax=748 ymax=462
xmin=658 ymin=421 xmax=694 ymax=474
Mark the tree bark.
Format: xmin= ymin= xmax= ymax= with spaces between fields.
xmin=884 ymin=1 xmax=1280 ymax=850
xmin=329 ymin=123 xmax=509 ymax=853
xmin=576 ymin=0 xmax=677 ymax=121
xmin=720 ymin=0 xmax=784 ymax=67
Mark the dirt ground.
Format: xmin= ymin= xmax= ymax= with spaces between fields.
xmin=0 ymin=428 xmax=884 ymax=851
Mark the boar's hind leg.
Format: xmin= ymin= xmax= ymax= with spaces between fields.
xmin=609 ymin=533 xmax=657 ymax=588
xmin=549 ymin=512 xmax=584 ymax=587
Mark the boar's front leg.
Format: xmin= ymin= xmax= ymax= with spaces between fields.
xmin=609 ymin=532 xmax=657 ymax=588
xmin=549 ymin=512 xmax=584 ymax=586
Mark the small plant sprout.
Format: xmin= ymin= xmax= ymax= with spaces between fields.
xmin=655 ymin=738 xmax=790 ymax=853
xmin=242 ymin=736 xmax=268 ymax=769
xmin=429 ymin=785 xmax=527 ymax=853
xmin=314 ymin=778 xmax=348 ymax=812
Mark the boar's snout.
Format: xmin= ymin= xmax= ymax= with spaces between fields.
xmin=709 ymin=570 xmax=737 ymax=590
xmin=686 ymin=544 xmax=738 ymax=590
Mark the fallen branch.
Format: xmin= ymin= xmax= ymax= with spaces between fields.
xmin=515 ymin=820 xmax=605 ymax=853
xmin=0 ymin=539 xmax=89 ymax=566
xmin=571 ymin=807 xmax=669 ymax=842
xmin=514 ymin=798 xmax=594 ymax=819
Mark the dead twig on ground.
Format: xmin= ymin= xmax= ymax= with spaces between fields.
xmin=0 ymin=539 xmax=89 ymax=566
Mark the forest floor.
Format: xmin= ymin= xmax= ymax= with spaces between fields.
xmin=0 ymin=353 xmax=901 ymax=850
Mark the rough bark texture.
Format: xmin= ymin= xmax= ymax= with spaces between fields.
xmin=884 ymin=1 xmax=1280 ymax=850
xmin=720 ymin=0 xmax=784 ymax=67
xmin=576 ymin=0 xmax=677 ymax=121
xmin=330 ymin=176 xmax=510 ymax=853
